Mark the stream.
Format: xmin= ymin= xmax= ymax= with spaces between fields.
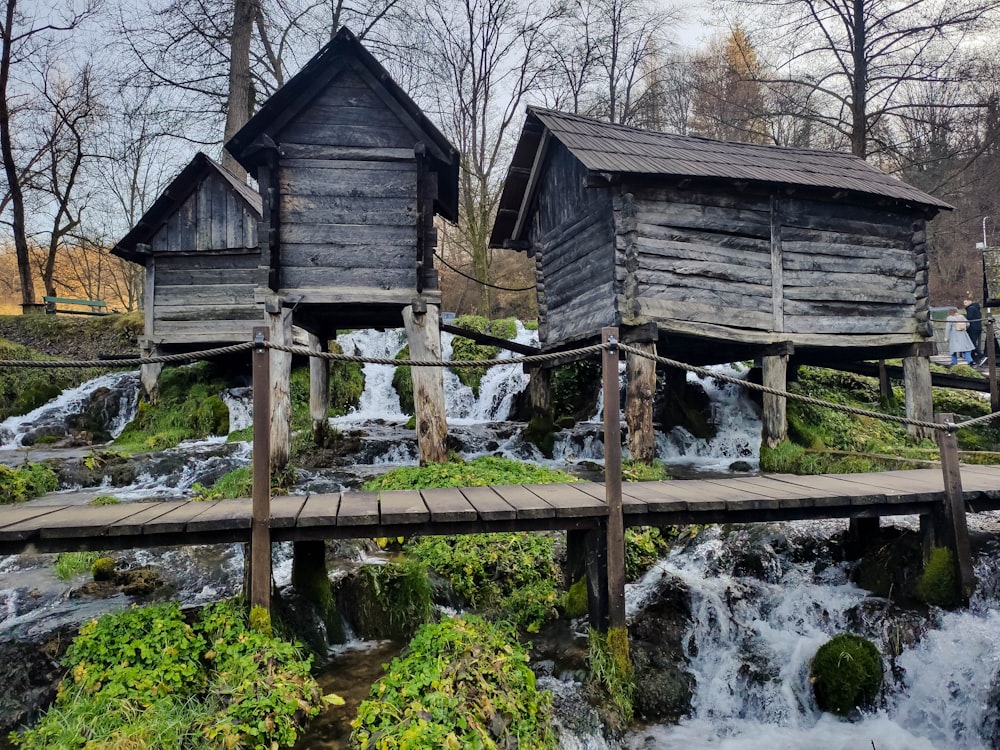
xmin=2 ymin=325 xmax=998 ymax=748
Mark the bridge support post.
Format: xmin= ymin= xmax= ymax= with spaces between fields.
xmin=403 ymin=302 xmax=448 ymax=464
xmin=567 ymin=528 xmax=609 ymax=630
xmin=988 ymin=318 xmax=999 ymax=413
xmin=904 ymin=355 xmax=934 ymax=441
xmin=266 ymin=304 xmax=293 ymax=470
xmin=308 ymin=332 xmax=330 ymax=443
xmin=625 ymin=340 xmax=657 ymax=464
xmin=931 ymin=413 xmax=976 ymax=603
xmin=140 ymin=341 xmax=162 ymax=404
xmin=878 ymin=360 xmax=896 ymax=407
xmin=761 ymin=353 xmax=788 ymax=447
xmin=602 ymin=328 xmax=627 ymax=635
xmin=250 ymin=327 xmax=272 ymax=612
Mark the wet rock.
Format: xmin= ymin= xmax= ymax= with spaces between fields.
xmin=849 ymin=528 xmax=923 ymax=602
xmin=0 ymin=629 xmax=73 ymax=740
xmin=729 ymin=460 xmax=754 ymax=473
xmin=629 ymin=574 xmax=694 ymax=723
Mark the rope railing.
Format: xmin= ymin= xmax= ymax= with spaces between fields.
xmin=3 ymin=337 xmax=1000 ymax=433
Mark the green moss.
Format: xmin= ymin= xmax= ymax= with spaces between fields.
xmin=328 ymin=340 xmax=365 ymax=415
xmin=524 ymin=412 xmax=556 ymax=458
xmin=588 ymin=627 xmax=635 ymax=723
xmin=90 ymin=557 xmax=116 ymax=581
xmin=363 ymin=455 xmax=577 ymax=491
xmin=89 ymin=495 xmax=120 ymax=506
xmin=623 ymin=460 xmax=669 ymax=481
xmin=917 ymin=546 xmax=960 ymax=608
xmin=352 ymin=561 xmax=433 ymax=640
xmin=392 ymin=345 xmax=414 ymax=414
xmin=248 ymin=604 xmax=273 ymax=636
xmin=0 ymin=337 xmax=102 ymax=421
xmin=352 ymin=615 xmax=556 ymax=749
xmin=524 ymin=319 xmax=539 ymax=331
xmin=551 ymin=359 xmax=602 ymax=424
xmin=54 ymin=551 xmax=100 ymax=580
xmin=810 ymin=633 xmax=883 ymax=716
xmin=564 ymin=576 xmax=589 ymax=618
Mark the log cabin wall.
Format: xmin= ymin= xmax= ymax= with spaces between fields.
xmin=529 ymin=142 xmax=616 ymax=344
xmin=273 ymin=67 xmax=424 ymax=303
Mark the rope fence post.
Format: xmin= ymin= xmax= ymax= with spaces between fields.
xmin=250 ymin=327 xmax=272 ymax=612
xmin=602 ymin=327 xmax=626 ymax=633
xmin=934 ymin=412 xmax=976 ymax=604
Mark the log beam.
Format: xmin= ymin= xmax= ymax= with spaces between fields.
xmin=625 ymin=341 xmax=657 ymax=463
xmin=903 ymin=355 xmax=934 ymax=441
xmin=403 ymin=303 xmax=448 ymax=464
xmin=762 ymin=353 xmax=788 ymax=447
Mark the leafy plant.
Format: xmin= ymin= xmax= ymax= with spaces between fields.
xmin=362 ymin=455 xmax=577 ymax=492
xmin=0 ymin=462 xmax=58 ymax=504
xmin=351 ymin=615 xmax=556 ymax=750
xmin=588 ymin=627 xmax=635 ymax=723
xmin=624 ymin=527 xmax=671 ymax=581
xmin=351 ymin=561 xmax=433 ymax=640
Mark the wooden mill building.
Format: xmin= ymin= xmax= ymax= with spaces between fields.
xmin=111 ymin=152 xmax=263 ymax=400
xmin=223 ymin=26 xmax=460 ymax=466
xmin=490 ymin=108 xmax=951 ymax=456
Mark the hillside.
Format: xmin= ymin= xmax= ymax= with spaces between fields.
xmin=0 ymin=312 xmax=143 ymax=360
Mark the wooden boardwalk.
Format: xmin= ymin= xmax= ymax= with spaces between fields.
xmin=2 ymin=467 xmax=1000 ymax=556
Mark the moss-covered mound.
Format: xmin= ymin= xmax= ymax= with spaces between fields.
xmin=351 ymin=615 xmax=556 ymax=749
xmin=810 ymin=633 xmax=883 ymax=716
xmin=917 ymin=546 xmax=960 ymax=608
xmin=341 ymin=561 xmax=433 ymax=641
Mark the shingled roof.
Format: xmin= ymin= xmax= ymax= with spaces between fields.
xmin=225 ymin=26 xmax=459 ymax=222
xmin=491 ymin=107 xmax=951 ymax=247
xmin=111 ymin=152 xmax=262 ymax=262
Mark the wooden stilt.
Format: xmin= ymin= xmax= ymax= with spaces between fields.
xmin=934 ymin=413 xmax=976 ymax=603
xmin=878 ymin=360 xmax=895 ymax=407
xmin=267 ymin=305 xmax=293 ymax=470
xmin=402 ymin=303 xmax=448 ymax=464
xmin=528 ymin=365 xmax=552 ymax=423
xmin=845 ymin=516 xmax=880 ymax=558
xmin=250 ymin=326 xmax=272 ymax=612
xmin=904 ymin=355 xmax=934 ymax=441
xmin=585 ymin=527 xmax=609 ymax=631
xmin=762 ymin=353 xmax=788 ymax=447
xmin=625 ymin=340 xmax=657 ymax=464
xmin=988 ymin=318 xmax=998 ymax=413
xmin=602 ymin=327 xmax=626 ymax=632
xmin=308 ymin=332 xmax=330 ymax=442
xmin=140 ymin=341 xmax=163 ymax=404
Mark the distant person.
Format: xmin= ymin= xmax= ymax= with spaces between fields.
xmin=963 ymin=296 xmax=983 ymax=362
xmin=945 ymin=307 xmax=975 ymax=366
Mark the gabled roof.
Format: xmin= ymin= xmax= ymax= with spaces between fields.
xmin=111 ymin=152 xmax=262 ymax=262
xmin=224 ymin=26 xmax=459 ymax=222
xmin=491 ymin=107 xmax=952 ymax=247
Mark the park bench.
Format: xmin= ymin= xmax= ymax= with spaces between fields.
xmin=43 ymin=296 xmax=111 ymax=316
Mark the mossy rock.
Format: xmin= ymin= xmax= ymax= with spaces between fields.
xmin=810 ymin=633 xmax=883 ymax=716
xmin=392 ymin=345 xmax=414 ymax=415
xmin=90 ymin=557 xmax=116 ymax=582
xmin=564 ymin=576 xmax=588 ymax=618
xmin=917 ymin=546 xmax=960 ymax=608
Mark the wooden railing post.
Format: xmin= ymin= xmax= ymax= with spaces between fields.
xmin=934 ymin=413 xmax=976 ymax=603
xmin=602 ymin=327 xmax=626 ymax=632
xmin=251 ymin=327 xmax=272 ymax=611
xmin=988 ymin=318 xmax=998 ymax=413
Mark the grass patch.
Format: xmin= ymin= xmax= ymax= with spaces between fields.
xmin=362 ymin=455 xmax=578 ymax=491
xmin=54 ymin=551 xmax=101 ymax=580
xmin=588 ymin=627 xmax=634 ymax=724
xmin=0 ymin=462 xmax=58 ymax=504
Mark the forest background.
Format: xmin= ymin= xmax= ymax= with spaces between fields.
xmin=3 ymin=0 xmax=1000 ymax=320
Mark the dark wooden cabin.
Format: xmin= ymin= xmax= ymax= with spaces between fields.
xmin=490 ymin=108 xmax=951 ymax=366
xmin=111 ymin=152 xmax=262 ymax=353
xmin=224 ymin=25 xmax=459 ymax=332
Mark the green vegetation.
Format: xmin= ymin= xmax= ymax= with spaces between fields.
xmin=114 ymin=362 xmax=235 ymax=452
xmin=588 ymin=627 xmax=635 ymax=723
xmin=351 ymin=615 xmax=556 ymax=750
xmin=90 ymin=557 xmax=116 ymax=581
xmin=190 ymin=465 xmax=298 ymax=500
xmin=11 ymin=599 xmax=339 ymax=749
xmin=351 ymin=561 xmax=434 ymax=640
xmin=288 ymin=344 xmax=365 ymax=431
xmin=623 ymin=459 xmax=669 ymax=481
xmin=54 ymin=551 xmax=101 ymax=581
xmin=392 ymin=344 xmax=414 ymax=415
xmin=0 ymin=462 xmax=58 ymax=503
xmin=0 ymin=339 xmax=96 ymax=421
xmin=564 ymin=576 xmax=589 ymax=618
xmin=917 ymin=547 xmax=960 ymax=608
xmin=551 ymin=359 xmax=602 ymax=425
xmin=810 ymin=633 xmax=883 ymax=717
xmin=448 ymin=315 xmax=519 ymax=396
xmin=89 ymin=494 xmax=121 ymax=505
xmin=624 ymin=527 xmax=672 ymax=581
xmin=362 ymin=455 xmax=578 ymax=491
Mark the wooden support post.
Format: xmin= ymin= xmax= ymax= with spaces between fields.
xmin=140 ymin=342 xmax=163 ymax=404
xmin=308 ymin=332 xmax=330 ymax=442
xmin=266 ymin=305 xmax=293 ymax=470
xmin=528 ymin=365 xmax=552 ymax=423
xmin=934 ymin=413 xmax=976 ymax=603
xmin=250 ymin=327 xmax=272 ymax=612
xmin=402 ymin=303 xmax=448 ymax=464
xmin=585 ymin=528 xmax=609 ymax=631
xmin=761 ymin=353 xmax=788 ymax=447
xmin=845 ymin=516 xmax=880 ymax=559
xmin=602 ymin=327 xmax=626 ymax=633
xmin=904 ymin=355 xmax=934 ymax=441
xmin=988 ymin=318 xmax=999 ymax=413
xmin=625 ymin=340 xmax=657 ymax=464
xmin=878 ymin=360 xmax=895 ymax=407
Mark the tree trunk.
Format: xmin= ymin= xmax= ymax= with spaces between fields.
xmin=223 ymin=0 xmax=256 ymax=179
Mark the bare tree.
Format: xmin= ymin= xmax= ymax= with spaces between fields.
xmin=0 ymin=0 xmax=98 ymax=309
xmin=730 ymin=0 xmax=1000 ymax=158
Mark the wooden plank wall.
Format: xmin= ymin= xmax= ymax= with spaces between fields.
xmin=274 ymin=68 xmax=420 ymax=300
xmin=149 ymin=173 xmax=257 ymax=253
xmin=151 ymin=251 xmax=260 ymax=343
xmin=531 ymin=143 xmax=616 ymax=344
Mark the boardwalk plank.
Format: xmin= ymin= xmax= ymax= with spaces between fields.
xmin=271 ymin=496 xmax=308 ymax=528
xmin=107 ymin=501 xmax=187 ymax=536
xmin=459 ymin=486 xmax=517 ymax=521
xmin=0 ymin=505 xmax=70 ymax=539
xmin=703 ymin=477 xmax=815 ymax=510
xmin=421 ymin=488 xmax=478 ymax=522
xmin=144 ymin=502 xmax=218 ymax=535
xmin=492 ymin=485 xmax=555 ymax=519
xmin=767 ymin=474 xmax=883 ymax=506
xmin=335 ymin=492 xmax=375 ymax=527
xmin=523 ymin=483 xmax=607 ymax=518
xmin=379 ymin=490 xmax=429 ymax=525
xmin=616 ymin=482 xmax=682 ymax=513
xmin=830 ymin=472 xmax=938 ymax=504
xmin=31 ymin=504 xmax=152 ymax=540
xmin=646 ymin=480 xmax=728 ymax=511
xmin=298 ymin=492 xmax=341 ymax=527
xmin=187 ymin=499 xmax=252 ymax=532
